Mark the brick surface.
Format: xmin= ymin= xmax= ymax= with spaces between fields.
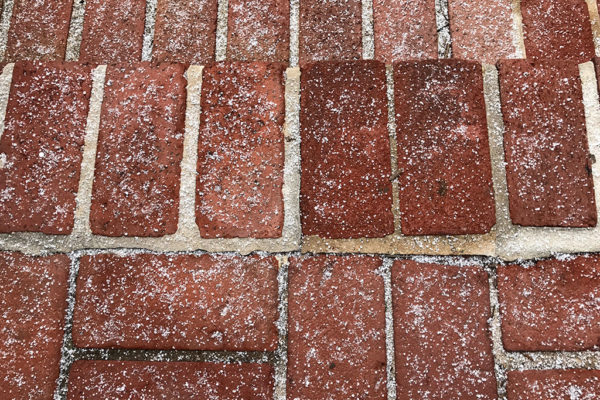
xmin=227 ymin=0 xmax=289 ymax=62
xmin=0 ymin=252 xmax=69 ymax=399
xmin=287 ymin=255 xmax=387 ymax=399
xmin=197 ymin=62 xmax=285 ymax=238
xmin=79 ymin=0 xmax=146 ymax=64
xmin=507 ymin=370 xmax=600 ymax=400
xmin=498 ymin=255 xmax=600 ymax=351
xmin=90 ymin=63 xmax=186 ymax=237
xmin=0 ymin=62 xmax=92 ymax=234
xmin=68 ymin=361 xmax=274 ymax=399
xmin=72 ymin=253 xmax=279 ymax=351
xmin=498 ymin=60 xmax=597 ymax=227
xmin=153 ymin=0 xmax=218 ymax=64
xmin=392 ymin=260 xmax=497 ymax=399
xmin=300 ymin=61 xmax=394 ymax=238
xmin=521 ymin=0 xmax=595 ymax=63
xmin=394 ymin=60 xmax=496 ymax=235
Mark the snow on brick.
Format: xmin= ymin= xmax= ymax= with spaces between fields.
xmin=507 ymin=370 xmax=600 ymax=400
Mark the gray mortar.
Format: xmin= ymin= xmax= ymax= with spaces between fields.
xmin=215 ymin=0 xmax=228 ymax=61
xmin=274 ymin=255 xmax=289 ymax=400
xmin=587 ymin=0 xmax=600 ymax=58
xmin=362 ymin=0 xmax=374 ymax=59
xmin=381 ymin=258 xmax=397 ymax=400
xmin=511 ymin=0 xmax=526 ymax=58
xmin=0 ymin=0 xmax=14 ymax=61
xmin=65 ymin=0 xmax=86 ymax=61
xmin=386 ymin=65 xmax=401 ymax=234
xmin=141 ymin=0 xmax=157 ymax=61
xmin=0 ymin=63 xmax=13 ymax=143
xmin=289 ymin=0 xmax=300 ymax=66
xmin=435 ymin=0 xmax=451 ymax=58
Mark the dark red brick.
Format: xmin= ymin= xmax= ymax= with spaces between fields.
xmin=72 ymin=253 xmax=279 ymax=351
xmin=79 ymin=0 xmax=146 ymax=64
xmin=153 ymin=0 xmax=218 ymax=64
xmin=0 ymin=62 xmax=92 ymax=234
xmin=227 ymin=0 xmax=289 ymax=62
xmin=498 ymin=60 xmax=597 ymax=227
xmin=521 ymin=0 xmax=595 ymax=63
xmin=287 ymin=255 xmax=387 ymax=399
xmin=68 ymin=361 xmax=274 ymax=399
xmin=300 ymin=61 xmax=394 ymax=238
xmin=507 ymin=370 xmax=600 ymax=400
xmin=392 ymin=260 xmax=497 ymax=399
xmin=394 ymin=60 xmax=496 ymax=235
xmin=498 ymin=255 xmax=600 ymax=351
xmin=196 ymin=62 xmax=285 ymax=238
xmin=90 ymin=63 xmax=186 ymax=237
xmin=0 ymin=252 xmax=69 ymax=399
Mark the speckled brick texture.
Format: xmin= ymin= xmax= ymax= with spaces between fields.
xmin=507 ymin=370 xmax=600 ymax=400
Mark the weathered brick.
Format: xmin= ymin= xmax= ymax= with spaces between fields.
xmin=197 ymin=62 xmax=285 ymax=238
xmin=153 ymin=0 xmax=218 ymax=64
xmin=227 ymin=0 xmax=289 ymax=62
xmin=507 ymin=370 xmax=600 ymax=400
xmin=287 ymin=255 xmax=387 ymax=399
xmin=394 ymin=60 xmax=496 ymax=235
xmin=300 ymin=61 xmax=394 ymax=238
xmin=498 ymin=60 xmax=597 ymax=227
xmin=0 ymin=252 xmax=69 ymax=399
xmin=72 ymin=253 xmax=279 ymax=351
xmin=392 ymin=260 xmax=497 ymax=399
xmin=68 ymin=361 xmax=274 ymax=399
xmin=498 ymin=255 xmax=600 ymax=351
xmin=0 ymin=62 xmax=92 ymax=234
xmin=90 ymin=63 xmax=186 ymax=237
xmin=79 ymin=0 xmax=146 ymax=64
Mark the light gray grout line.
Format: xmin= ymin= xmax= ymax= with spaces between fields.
xmin=361 ymin=0 xmax=374 ymax=59
xmin=274 ymin=255 xmax=289 ymax=400
xmin=586 ymin=0 xmax=600 ymax=58
xmin=289 ymin=0 xmax=300 ymax=67
xmin=0 ymin=63 xmax=14 ymax=145
xmin=65 ymin=0 xmax=86 ymax=61
xmin=435 ymin=0 xmax=452 ymax=58
xmin=141 ymin=0 xmax=157 ymax=62
xmin=487 ymin=265 xmax=509 ymax=400
xmin=385 ymin=65 xmax=401 ymax=235
xmin=0 ymin=0 xmax=14 ymax=61
xmin=510 ymin=0 xmax=526 ymax=58
xmin=215 ymin=0 xmax=229 ymax=61
xmin=381 ymin=258 xmax=397 ymax=400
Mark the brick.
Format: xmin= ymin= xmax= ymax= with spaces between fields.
xmin=5 ymin=0 xmax=73 ymax=61
xmin=392 ymin=260 xmax=497 ymax=399
xmin=498 ymin=60 xmax=597 ymax=227
xmin=90 ymin=63 xmax=186 ymax=237
xmin=521 ymin=0 xmax=595 ymax=63
xmin=227 ymin=0 xmax=289 ymax=62
xmin=300 ymin=61 xmax=394 ymax=238
xmin=507 ymin=370 xmax=600 ymax=400
xmin=197 ymin=62 xmax=285 ymax=238
xmin=0 ymin=252 xmax=69 ymax=399
xmin=373 ymin=0 xmax=437 ymax=63
xmin=0 ymin=62 xmax=93 ymax=234
xmin=68 ymin=361 xmax=274 ymax=399
xmin=72 ymin=253 xmax=279 ymax=351
xmin=299 ymin=0 xmax=362 ymax=62
xmin=394 ymin=60 xmax=496 ymax=235
xmin=287 ymin=255 xmax=387 ymax=399
xmin=79 ymin=0 xmax=146 ymax=64
xmin=498 ymin=255 xmax=600 ymax=351
xmin=153 ymin=0 xmax=218 ymax=64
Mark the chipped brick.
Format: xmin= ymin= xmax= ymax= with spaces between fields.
xmin=507 ymin=370 xmax=600 ymax=400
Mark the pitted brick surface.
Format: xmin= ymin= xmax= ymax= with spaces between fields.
xmin=507 ymin=370 xmax=600 ymax=400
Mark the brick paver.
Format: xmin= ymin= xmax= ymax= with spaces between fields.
xmin=507 ymin=370 xmax=600 ymax=400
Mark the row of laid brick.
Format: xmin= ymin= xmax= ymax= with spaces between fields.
xmin=1 ymin=0 xmax=598 ymax=64
xmin=1 ymin=251 xmax=599 ymax=398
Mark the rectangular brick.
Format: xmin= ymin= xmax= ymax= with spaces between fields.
xmin=507 ymin=370 xmax=600 ymax=400
xmin=0 ymin=62 xmax=93 ymax=234
xmin=300 ymin=61 xmax=394 ymax=238
xmin=0 ymin=252 xmax=69 ymax=399
xmin=90 ymin=63 xmax=186 ymax=237
xmin=392 ymin=260 xmax=497 ymax=399
xmin=498 ymin=60 xmax=597 ymax=227
xmin=197 ymin=62 xmax=285 ymax=238
xmin=287 ymin=255 xmax=387 ymax=399
xmin=68 ymin=361 xmax=274 ymax=399
xmin=72 ymin=253 xmax=279 ymax=351
xmin=394 ymin=60 xmax=496 ymax=235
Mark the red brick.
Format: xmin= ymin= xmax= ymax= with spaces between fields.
xmin=394 ymin=60 xmax=496 ymax=235
xmin=300 ymin=61 xmax=394 ymax=238
xmin=0 ymin=252 xmax=69 ymax=399
xmin=196 ymin=62 xmax=285 ymax=238
xmin=67 ymin=361 xmax=274 ymax=399
xmin=0 ymin=62 xmax=93 ymax=234
xmin=373 ymin=0 xmax=437 ymax=63
xmin=287 ymin=255 xmax=387 ymax=399
xmin=498 ymin=60 xmax=597 ymax=227
xmin=72 ymin=253 xmax=279 ymax=351
xmin=90 ymin=63 xmax=186 ymax=237
xmin=153 ymin=0 xmax=218 ymax=64
xmin=79 ymin=0 xmax=146 ymax=64
xmin=5 ymin=0 xmax=73 ymax=61
xmin=498 ymin=255 xmax=600 ymax=351
xmin=521 ymin=0 xmax=595 ymax=63
xmin=507 ymin=370 xmax=600 ymax=400
xmin=299 ymin=0 xmax=362 ymax=62
xmin=227 ymin=0 xmax=289 ymax=62
xmin=392 ymin=260 xmax=497 ymax=399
